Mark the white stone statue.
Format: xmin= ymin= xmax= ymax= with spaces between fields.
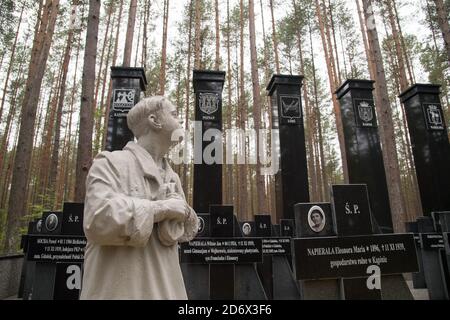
xmin=80 ymin=96 xmax=198 ymax=300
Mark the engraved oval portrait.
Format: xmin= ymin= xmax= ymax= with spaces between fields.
xmin=242 ymin=222 xmax=252 ymax=236
xmin=45 ymin=213 xmax=58 ymax=232
xmin=308 ymin=205 xmax=326 ymax=233
xmin=36 ymin=219 xmax=42 ymax=233
xmin=197 ymin=216 xmax=205 ymax=234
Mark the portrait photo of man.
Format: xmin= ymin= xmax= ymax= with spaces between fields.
xmin=45 ymin=214 xmax=58 ymax=232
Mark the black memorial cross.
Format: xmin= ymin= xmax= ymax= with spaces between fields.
xmin=255 ymin=215 xmax=301 ymax=300
xmin=292 ymin=185 xmax=419 ymax=300
xmin=24 ymin=203 xmax=86 ymax=300
xmin=416 ymin=215 xmax=449 ymax=300
xmin=209 ymin=205 xmax=235 ymax=299
xmin=331 ymin=184 xmax=381 ymax=300
xmin=179 ymin=206 xmax=265 ymax=299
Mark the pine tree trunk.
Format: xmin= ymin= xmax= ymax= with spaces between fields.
xmin=249 ymin=0 xmax=267 ymax=214
xmin=269 ymin=0 xmax=280 ymax=73
xmin=159 ymin=0 xmax=169 ymax=95
xmin=74 ymin=0 xmax=101 ymax=202
xmin=293 ymin=0 xmax=316 ymax=201
xmin=384 ymin=0 xmax=409 ymax=91
xmin=362 ymin=0 xmax=406 ymax=232
xmin=225 ymin=0 xmax=233 ymax=204
xmin=3 ymin=0 xmax=60 ymax=253
xmin=239 ymin=0 xmax=248 ymax=219
xmin=123 ymin=0 xmax=137 ymax=67
xmin=194 ymin=0 xmax=202 ymax=69
xmin=183 ymin=0 xmax=194 ymax=195
xmin=142 ymin=0 xmax=151 ymax=69
xmin=433 ymin=0 xmax=450 ymax=64
xmin=315 ymin=0 xmax=349 ymax=183
xmin=102 ymin=0 xmax=124 ymax=149
xmin=0 ymin=61 xmax=25 ymax=209
xmin=49 ymin=1 xmax=78 ymax=209
xmin=328 ymin=0 xmax=342 ymax=84
xmin=0 ymin=5 xmax=24 ymax=121
xmin=215 ymin=0 xmax=220 ymax=70
xmin=356 ymin=0 xmax=375 ymax=79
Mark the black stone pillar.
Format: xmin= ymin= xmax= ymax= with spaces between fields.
xmin=105 ymin=67 xmax=147 ymax=151
xmin=335 ymin=80 xmax=393 ymax=233
xmin=209 ymin=205 xmax=235 ymax=299
xmin=399 ymin=84 xmax=450 ymax=216
xmin=192 ymin=70 xmax=225 ymax=213
xmin=331 ymin=184 xmax=382 ymax=300
xmin=266 ymin=75 xmax=309 ymax=221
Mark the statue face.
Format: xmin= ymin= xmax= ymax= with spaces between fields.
xmin=161 ymin=101 xmax=182 ymax=135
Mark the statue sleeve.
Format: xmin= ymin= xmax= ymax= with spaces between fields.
xmin=83 ymin=156 xmax=157 ymax=247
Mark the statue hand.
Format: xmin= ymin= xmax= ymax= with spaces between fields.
xmin=155 ymin=198 xmax=189 ymax=222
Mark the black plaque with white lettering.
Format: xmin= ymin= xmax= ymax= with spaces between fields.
xmin=399 ymin=84 xmax=450 ymax=216
xmin=294 ymin=203 xmax=335 ymax=237
xmin=445 ymin=233 xmax=450 ymax=255
xmin=210 ymin=205 xmax=233 ymax=237
xmin=262 ymin=238 xmax=291 ymax=256
xmin=180 ymin=238 xmax=263 ymax=264
xmin=61 ymin=202 xmax=84 ymax=236
xmin=331 ymin=184 xmax=373 ymax=236
xmin=292 ymin=234 xmax=418 ymax=280
xmin=421 ymin=233 xmax=445 ymax=250
xmin=280 ymin=219 xmax=294 ymax=237
xmin=255 ymin=215 xmax=272 ymax=237
xmin=26 ymin=235 xmax=87 ymax=263
xmin=209 ymin=204 xmax=234 ymax=300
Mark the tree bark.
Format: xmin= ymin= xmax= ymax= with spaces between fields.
xmin=159 ymin=0 xmax=169 ymax=95
xmin=433 ymin=0 xmax=450 ymax=65
xmin=0 ymin=4 xmax=24 ymax=121
xmin=215 ymin=0 xmax=220 ymax=70
xmin=249 ymin=0 xmax=267 ymax=214
xmin=123 ymin=0 xmax=137 ymax=67
xmin=269 ymin=0 xmax=280 ymax=73
xmin=315 ymin=0 xmax=349 ymax=183
xmin=362 ymin=0 xmax=406 ymax=232
xmin=239 ymin=0 xmax=248 ymax=219
xmin=194 ymin=0 xmax=202 ymax=69
xmin=74 ymin=0 xmax=101 ymax=202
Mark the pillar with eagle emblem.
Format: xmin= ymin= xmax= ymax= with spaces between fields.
xmin=267 ymin=74 xmax=309 ymax=221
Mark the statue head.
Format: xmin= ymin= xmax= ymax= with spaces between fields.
xmin=127 ymin=96 xmax=181 ymax=149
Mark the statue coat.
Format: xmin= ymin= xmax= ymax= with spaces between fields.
xmin=80 ymin=141 xmax=198 ymax=299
